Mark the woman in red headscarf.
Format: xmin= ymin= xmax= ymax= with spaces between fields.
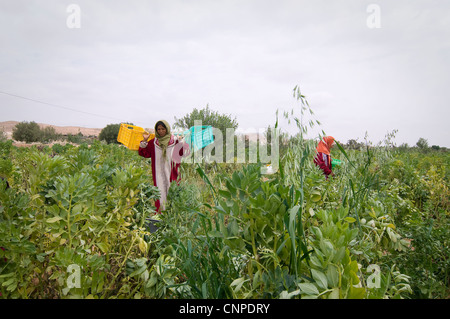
xmin=314 ymin=136 xmax=335 ymax=178
xmin=138 ymin=120 xmax=190 ymax=212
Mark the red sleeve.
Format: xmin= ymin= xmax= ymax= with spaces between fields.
xmin=171 ymin=139 xmax=191 ymax=164
xmin=170 ymin=139 xmax=189 ymax=184
xmin=177 ymin=140 xmax=191 ymax=158
xmin=138 ymin=138 xmax=154 ymax=158
xmin=314 ymin=152 xmax=332 ymax=176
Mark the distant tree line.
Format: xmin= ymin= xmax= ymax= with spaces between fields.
xmin=12 ymin=121 xmax=60 ymax=143
xmin=98 ymin=123 xmax=122 ymax=144
xmin=10 ymin=121 xmax=127 ymax=145
xmin=11 ymin=121 xmax=95 ymax=144
xmin=342 ymin=137 xmax=447 ymax=152
xmin=9 ymin=119 xmax=448 ymax=153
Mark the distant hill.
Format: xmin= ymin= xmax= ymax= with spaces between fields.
xmin=0 ymin=121 xmax=102 ymax=138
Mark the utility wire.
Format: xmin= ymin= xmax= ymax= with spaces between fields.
xmin=0 ymin=90 xmax=128 ymax=123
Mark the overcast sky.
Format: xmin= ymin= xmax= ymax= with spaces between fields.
xmin=0 ymin=0 xmax=449 ymax=147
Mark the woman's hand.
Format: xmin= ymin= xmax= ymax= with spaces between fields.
xmin=142 ymin=133 xmax=150 ymax=141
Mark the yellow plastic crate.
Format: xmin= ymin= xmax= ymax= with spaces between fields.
xmin=117 ymin=123 xmax=154 ymax=150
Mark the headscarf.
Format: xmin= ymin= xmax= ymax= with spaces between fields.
xmin=316 ymin=136 xmax=335 ymax=155
xmin=155 ymin=120 xmax=172 ymax=158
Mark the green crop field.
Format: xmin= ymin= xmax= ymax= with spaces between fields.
xmin=0 ymin=115 xmax=448 ymax=299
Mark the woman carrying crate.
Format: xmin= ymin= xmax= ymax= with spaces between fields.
xmin=138 ymin=120 xmax=189 ymax=212
xmin=314 ymin=136 xmax=336 ymax=179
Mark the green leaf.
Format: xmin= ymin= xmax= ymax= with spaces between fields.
xmin=348 ymin=286 xmax=366 ymax=299
xmin=326 ymin=265 xmax=339 ymax=287
xmin=2 ymin=277 xmax=15 ymax=287
xmin=328 ymin=287 xmax=340 ymax=299
xmin=47 ymin=204 xmax=60 ymax=215
xmin=311 ymin=269 xmax=328 ymax=290
xmin=130 ymin=265 xmax=147 ymax=277
xmin=208 ymin=230 xmax=224 ymax=238
xmin=299 ymin=283 xmax=319 ymax=295
xmin=334 ymin=140 xmax=355 ymax=169
xmin=6 ymin=282 xmax=17 ymax=292
xmin=0 ymin=273 xmax=15 ymax=279
xmin=96 ymin=242 xmax=110 ymax=253
xmin=196 ymin=163 xmax=217 ymax=201
xmin=301 ymin=294 xmax=319 ymax=299
xmin=46 ymin=216 xmax=63 ymax=223
xmin=231 ymin=277 xmax=248 ymax=293
xmin=279 ymin=289 xmax=301 ymax=299
xmin=287 ymin=205 xmax=300 ymax=264
xmin=62 ymin=287 xmax=71 ymax=296
xmin=332 ymin=247 xmax=346 ymax=263
xmin=311 ymin=193 xmax=321 ymax=202
xmin=146 ymin=273 xmax=158 ymax=288
xmin=72 ymin=203 xmax=83 ymax=214
xmin=228 ymin=219 xmax=239 ymax=236
xmin=252 ymin=269 xmax=261 ymax=289
xmin=345 ymin=217 xmax=356 ymax=223
xmin=138 ymin=238 xmax=148 ymax=253
xmin=218 ymin=189 xmax=231 ymax=199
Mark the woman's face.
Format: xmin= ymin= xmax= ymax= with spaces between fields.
xmin=157 ymin=125 xmax=167 ymax=137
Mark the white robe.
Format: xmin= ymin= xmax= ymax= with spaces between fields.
xmin=153 ymin=137 xmax=177 ymax=210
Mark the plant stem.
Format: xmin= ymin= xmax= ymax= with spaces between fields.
xmin=101 ymin=234 xmax=137 ymax=299
xmin=249 ymin=218 xmax=262 ymax=277
xmin=67 ymin=196 xmax=73 ymax=248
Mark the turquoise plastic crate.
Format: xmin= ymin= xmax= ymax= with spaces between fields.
xmin=331 ymin=159 xmax=342 ymax=169
xmin=183 ymin=125 xmax=214 ymax=151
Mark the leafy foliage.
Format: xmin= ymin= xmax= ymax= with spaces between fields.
xmin=0 ymin=140 xmax=159 ymax=298
xmin=98 ymin=123 xmax=121 ymax=144
xmin=416 ymin=137 xmax=429 ymax=150
xmin=11 ymin=121 xmax=60 ymax=143
xmin=173 ymin=104 xmax=238 ymax=134
xmin=1 ymin=88 xmax=448 ymax=300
